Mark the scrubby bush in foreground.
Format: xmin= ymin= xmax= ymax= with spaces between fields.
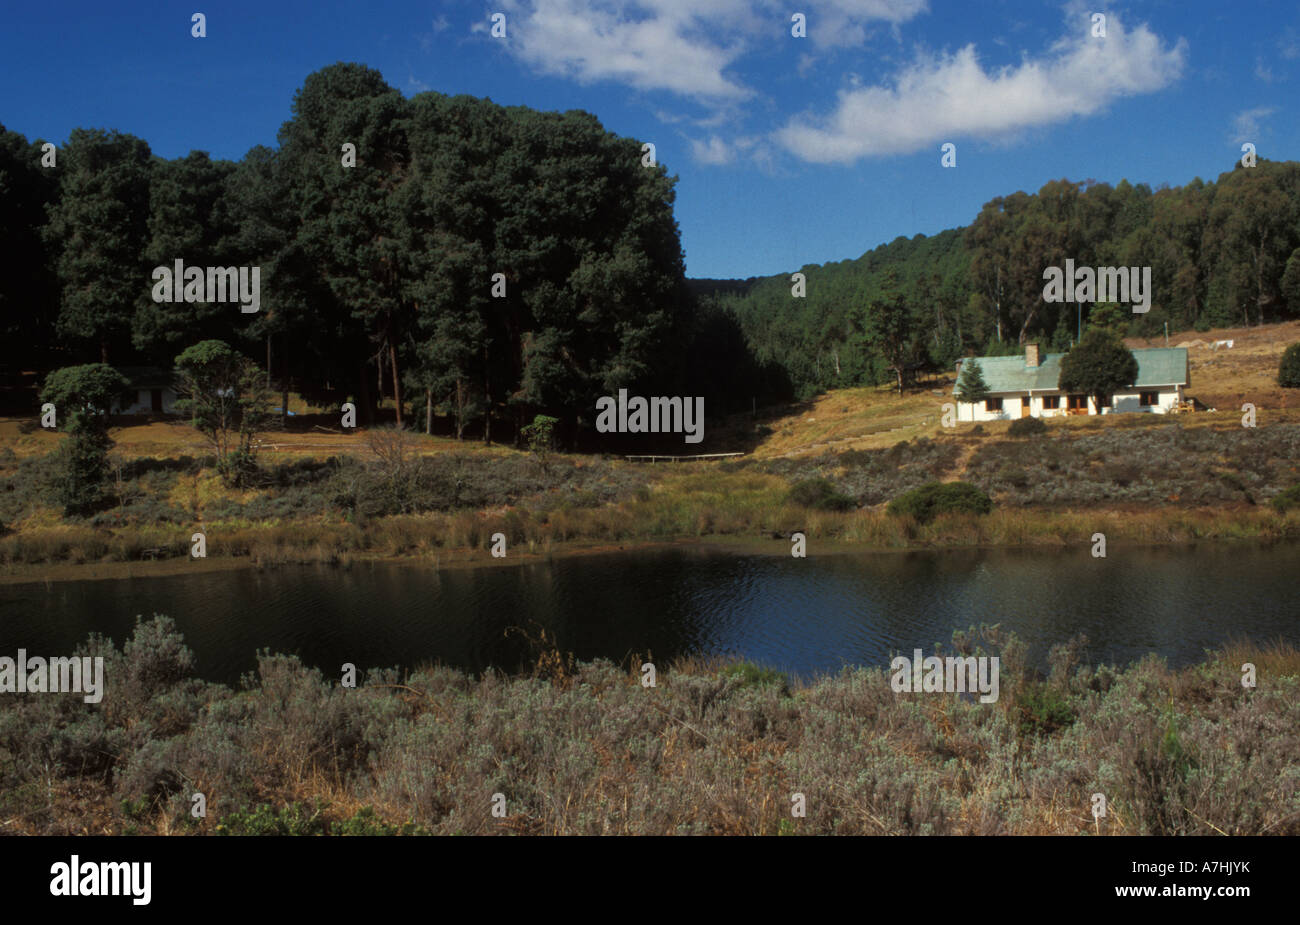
xmin=2 ymin=617 xmax=1297 ymax=836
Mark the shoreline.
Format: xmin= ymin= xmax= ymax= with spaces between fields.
xmin=1 ymin=510 xmax=1295 ymax=585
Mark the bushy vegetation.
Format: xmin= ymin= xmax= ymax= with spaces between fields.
xmin=887 ymin=481 xmax=993 ymax=523
xmin=965 ymin=423 xmax=1300 ymax=506
xmin=1271 ymin=484 xmax=1300 ymax=513
xmin=787 ymin=478 xmax=856 ymax=512
xmin=1007 ymin=415 xmax=1048 ymax=437
xmin=2 ymin=617 xmax=1296 ymax=836
xmin=1280 ymin=342 xmax=1300 ymax=388
xmin=765 ymin=438 xmax=963 ymax=508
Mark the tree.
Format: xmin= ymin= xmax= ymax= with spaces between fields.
xmin=174 ymin=340 xmax=271 ymax=485
xmin=0 ymin=125 xmax=59 ymax=373
xmin=855 ymin=277 xmax=918 ymax=393
xmin=1058 ymin=329 xmax=1138 ymax=411
xmin=954 ymin=358 xmax=991 ymax=405
xmin=44 ymin=129 xmax=152 ymax=363
xmin=39 ymin=364 xmax=128 ymax=515
xmin=278 ymin=63 xmax=411 ymax=426
xmin=1088 ymin=302 xmax=1129 ymax=337
xmin=132 ymin=151 xmax=237 ymax=361
xmin=1278 ymin=343 xmax=1300 ymax=388
xmin=520 ymin=414 xmax=558 ymax=472
xmin=1282 ymin=248 xmax=1300 ymax=314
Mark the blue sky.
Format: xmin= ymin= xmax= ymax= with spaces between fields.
xmin=2 ymin=0 xmax=1297 ymax=279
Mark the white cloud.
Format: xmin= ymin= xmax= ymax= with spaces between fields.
xmin=491 ymin=0 xmax=928 ymax=103
xmin=775 ymin=15 xmax=1186 ymax=164
xmin=689 ymin=135 xmax=735 ymax=164
xmin=496 ymin=0 xmax=758 ymax=102
xmin=687 ymin=133 xmax=765 ymax=167
xmin=809 ymin=0 xmax=928 ymax=48
xmin=1231 ymin=106 xmax=1276 ymax=145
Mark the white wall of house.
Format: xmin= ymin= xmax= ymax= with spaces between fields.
xmin=957 ymin=385 xmax=1182 ymax=421
xmin=1110 ymin=386 xmax=1182 ymax=414
xmin=112 ymin=388 xmax=179 ymax=415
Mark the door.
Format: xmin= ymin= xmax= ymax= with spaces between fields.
xmin=151 ymin=389 xmax=163 ymax=413
xmin=1020 ymin=397 xmax=1031 ymax=418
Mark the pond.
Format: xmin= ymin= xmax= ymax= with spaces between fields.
xmin=2 ymin=542 xmax=1297 ymax=685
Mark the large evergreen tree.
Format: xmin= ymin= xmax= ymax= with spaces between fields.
xmin=44 ymin=128 xmax=152 ymax=363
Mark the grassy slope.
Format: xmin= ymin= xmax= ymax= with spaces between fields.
xmin=2 ymin=320 xmax=1299 ymax=579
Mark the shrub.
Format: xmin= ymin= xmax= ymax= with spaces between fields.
xmin=1271 ymin=484 xmax=1300 ymax=512
xmin=994 ymin=465 xmax=1029 ymax=489
xmin=1279 ymin=343 xmax=1300 ymax=389
xmin=787 ymin=477 xmax=855 ymax=511
xmin=215 ymin=802 xmax=325 ymax=836
xmin=1014 ymin=681 xmax=1076 ymax=738
xmin=886 ymin=481 xmax=992 ymax=523
xmin=520 ymin=414 xmax=559 ymax=471
xmin=1007 ymin=416 xmax=1047 ymax=437
xmin=50 ymin=430 xmax=114 ymax=516
xmin=720 ymin=661 xmax=790 ymax=694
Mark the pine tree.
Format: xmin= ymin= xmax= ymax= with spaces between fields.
xmin=955 ymin=357 xmax=991 ymax=404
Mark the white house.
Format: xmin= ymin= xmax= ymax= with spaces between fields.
xmin=953 ymin=343 xmax=1189 ymax=422
xmin=110 ymin=367 xmax=181 ymax=416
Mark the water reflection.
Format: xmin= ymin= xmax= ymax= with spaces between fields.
xmin=1 ymin=542 xmax=1296 ymax=685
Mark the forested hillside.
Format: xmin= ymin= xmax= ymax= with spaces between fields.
xmin=4 ymin=62 xmax=1300 ymax=430
xmin=0 ymin=63 xmax=699 ymax=442
xmin=704 ymin=163 xmax=1300 ymax=400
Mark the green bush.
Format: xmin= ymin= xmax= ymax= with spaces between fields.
xmin=886 ymin=481 xmax=992 ymax=523
xmin=214 ymin=802 xmax=429 ymax=836
xmin=1007 ymin=415 xmax=1047 ymax=437
xmin=720 ymin=661 xmax=790 ymax=694
xmin=1278 ymin=343 xmax=1300 ymax=388
xmin=51 ymin=430 xmax=114 ymax=517
xmin=787 ymin=477 xmax=855 ymax=511
xmin=215 ymin=802 xmax=325 ymax=836
xmin=1014 ymin=681 xmax=1076 ymax=738
xmin=1271 ymin=484 xmax=1300 ymax=512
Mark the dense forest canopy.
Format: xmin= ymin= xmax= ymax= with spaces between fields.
xmin=3 ymin=61 xmax=1300 ymax=434
xmin=0 ymin=63 xmax=700 ymax=444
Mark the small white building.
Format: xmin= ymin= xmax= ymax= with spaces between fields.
xmin=110 ymin=367 xmax=180 ymax=416
xmin=953 ymin=344 xmax=1189 ymax=422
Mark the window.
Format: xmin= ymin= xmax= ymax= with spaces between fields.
xmin=1067 ymin=394 xmax=1088 ymax=411
xmin=1042 ymin=395 xmax=1060 ymax=410
xmin=985 ymin=397 xmax=1003 ymax=412
xmin=1140 ymin=391 xmax=1158 ymax=407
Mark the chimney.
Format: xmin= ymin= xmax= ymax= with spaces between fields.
xmin=1025 ymin=343 xmax=1041 ymax=368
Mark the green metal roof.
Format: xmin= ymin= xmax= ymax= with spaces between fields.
xmin=953 ymin=347 xmax=1188 ymax=395
xmin=115 ymin=366 xmax=179 ymax=390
